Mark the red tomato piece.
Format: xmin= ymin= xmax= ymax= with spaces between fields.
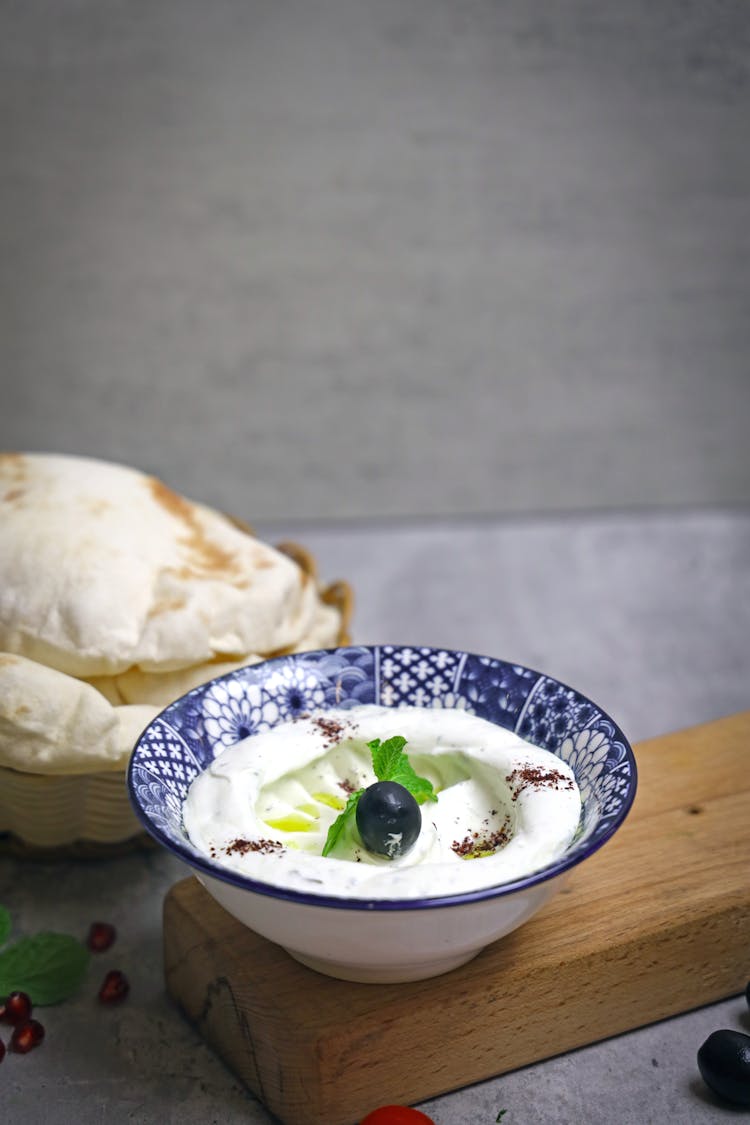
xmin=360 ymin=1107 xmax=436 ymax=1125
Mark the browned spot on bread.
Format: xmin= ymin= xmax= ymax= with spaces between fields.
xmin=86 ymin=498 xmax=112 ymax=517
xmin=147 ymin=594 xmax=188 ymax=618
xmin=0 ymin=452 xmax=27 ymax=470
xmin=181 ymin=528 xmax=239 ymax=578
xmin=204 ymin=652 xmax=251 ymax=665
xmin=0 ymin=654 xmax=22 ymax=668
xmin=166 ymin=545 xmax=243 ymax=582
xmin=13 ymin=704 xmax=30 ymax=717
xmin=0 ymin=453 xmax=28 ymax=491
xmin=2 ymin=488 xmax=25 ymax=504
xmin=168 ymin=565 xmax=193 ymax=582
xmin=262 ymin=642 xmax=297 ymax=660
xmin=146 ymin=476 xmax=245 ymax=582
xmin=147 ymin=476 xmax=194 ymax=522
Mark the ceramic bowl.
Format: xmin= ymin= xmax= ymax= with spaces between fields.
xmin=128 ymin=645 xmax=636 ymax=983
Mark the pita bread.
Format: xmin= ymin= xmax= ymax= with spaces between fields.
xmin=96 ymin=597 xmax=345 ymax=708
xmin=102 ymin=657 xmax=261 ymax=708
xmin=0 ymin=453 xmax=350 ymax=779
xmin=0 ymin=453 xmax=321 ymax=677
xmin=0 ymin=653 xmax=159 ymax=774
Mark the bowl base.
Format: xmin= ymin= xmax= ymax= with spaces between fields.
xmin=285 ymin=946 xmax=481 ymax=983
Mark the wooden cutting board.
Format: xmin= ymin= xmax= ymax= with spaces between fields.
xmin=163 ymin=712 xmax=750 ymax=1125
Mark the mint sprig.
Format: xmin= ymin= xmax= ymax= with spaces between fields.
xmin=321 ymin=735 xmax=436 ymax=857
xmin=321 ymin=788 xmax=364 ymax=858
xmin=0 ymin=906 xmax=90 ymax=1005
xmin=369 ymin=736 xmax=438 ymax=805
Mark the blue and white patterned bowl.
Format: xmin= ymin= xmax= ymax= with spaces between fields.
xmin=128 ymin=645 xmax=636 ymax=983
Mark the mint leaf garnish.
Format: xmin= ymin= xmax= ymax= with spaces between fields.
xmin=0 ymin=905 xmax=11 ymax=948
xmin=368 ymin=736 xmax=437 ymax=803
xmin=0 ymin=932 xmax=90 ymax=1005
xmin=369 ymin=735 xmax=407 ymax=780
xmin=322 ymin=789 xmax=364 ymax=857
xmin=322 ymin=735 xmax=438 ymax=856
xmin=388 ymin=757 xmax=438 ymax=803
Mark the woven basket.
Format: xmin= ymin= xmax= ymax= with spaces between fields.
xmin=0 ymin=538 xmax=353 ymax=858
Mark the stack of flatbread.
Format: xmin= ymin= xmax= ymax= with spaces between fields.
xmin=0 ymin=453 xmax=352 ymax=848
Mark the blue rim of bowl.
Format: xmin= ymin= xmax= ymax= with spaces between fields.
xmin=127 ymin=645 xmax=638 ymax=912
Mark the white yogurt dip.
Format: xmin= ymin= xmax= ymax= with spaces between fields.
xmin=183 ymin=704 xmax=582 ymax=899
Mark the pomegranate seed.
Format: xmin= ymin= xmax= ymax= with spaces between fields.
xmin=1 ymin=991 xmax=32 ymax=1025
xmin=86 ymin=922 xmax=117 ymax=953
xmin=10 ymin=1019 xmax=45 ymax=1053
xmin=98 ymin=969 xmax=129 ymax=1005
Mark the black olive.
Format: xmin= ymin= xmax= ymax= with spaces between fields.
xmin=355 ymin=781 xmax=421 ymax=859
xmin=697 ymin=1029 xmax=750 ymax=1106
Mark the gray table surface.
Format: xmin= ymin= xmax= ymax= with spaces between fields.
xmin=1 ymin=507 xmax=749 ymax=1125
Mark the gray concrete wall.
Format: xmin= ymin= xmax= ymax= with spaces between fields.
xmin=1 ymin=0 xmax=748 ymax=521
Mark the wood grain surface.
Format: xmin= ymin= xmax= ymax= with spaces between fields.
xmin=163 ymin=712 xmax=750 ymax=1125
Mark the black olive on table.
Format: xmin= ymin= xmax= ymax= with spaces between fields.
xmin=697 ymin=1029 xmax=750 ymax=1106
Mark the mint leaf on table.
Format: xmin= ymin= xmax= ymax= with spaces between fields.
xmin=0 ymin=932 xmax=90 ymax=1005
xmin=0 ymin=904 xmax=11 ymax=948
xmin=322 ymin=789 xmax=364 ymax=857
xmin=322 ymin=735 xmax=437 ymax=856
xmin=368 ymin=736 xmax=437 ymax=804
